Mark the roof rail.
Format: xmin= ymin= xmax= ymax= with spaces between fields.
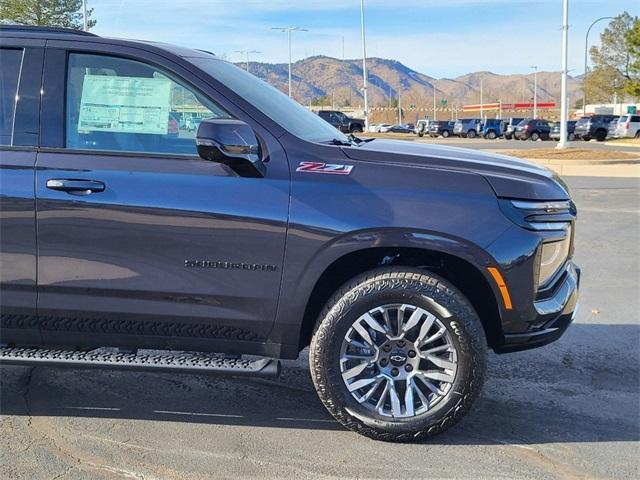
xmin=0 ymin=24 xmax=98 ymax=37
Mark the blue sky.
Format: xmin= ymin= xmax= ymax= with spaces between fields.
xmin=90 ymin=0 xmax=638 ymax=78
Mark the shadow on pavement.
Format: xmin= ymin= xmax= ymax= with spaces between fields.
xmin=1 ymin=323 xmax=638 ymax=445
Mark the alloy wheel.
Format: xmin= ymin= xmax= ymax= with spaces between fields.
xmin=339 ymin=304 xmax=458 ymax=418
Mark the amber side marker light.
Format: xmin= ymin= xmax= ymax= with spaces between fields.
xmin=487 ymin=267 xmax=513 ymax=310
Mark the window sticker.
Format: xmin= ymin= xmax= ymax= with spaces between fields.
xmin=78 ymin=75 xmax=172 ymax=135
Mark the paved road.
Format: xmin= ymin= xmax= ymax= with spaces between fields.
xmin=374 ymin=135 xmax=640 ymax=153
xmin=1 ymin=177 xmax=639 ymax=480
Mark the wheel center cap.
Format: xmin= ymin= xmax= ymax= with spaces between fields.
xmin=389 ymin=349 xmax=407 ymax=366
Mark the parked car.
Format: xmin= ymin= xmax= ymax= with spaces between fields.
xmin=415 ymin=119 xmax=431 ymax=137
xmin=387 ymin=124 xmax=414 ymax=133
xmin=1 ymin=25 xmax=580 ymax=443
xmin=481 ymin=119 xmax=505 ymax=140
xmin=608 ymin=114 xmax=640 ymax=139
xmin=379 ymin=124 xmax=396 ymax=133
xmin=428 ymin=120 xmax=455 ymax=138
xmin=514 ymin=119 xmax=551 ymax=141
xmin=550 ymin=121 xmax=576 ymax=141
xmin=573 ymin=115 xmax=618 ymax=142
xmin=317 ymin=110 xmax=365 ymax=134
xmin=453 ymin=118 xmax=482 ymax=138
xmin=503 ymin=117 xmax=525 ymax=140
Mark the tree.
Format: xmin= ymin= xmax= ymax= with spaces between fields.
xmin=0 ymin=0 xmax=96 ymax=30
xmin=625 ymin=18 xmax=640 ymax=97
xmin=583 ymin=12 xmax=637 ymax=102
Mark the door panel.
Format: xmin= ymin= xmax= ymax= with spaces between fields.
xmin=36 ymin=150 xmax=289 ymax=352
xmin=0 ymin=150 xmax=39 ymax=344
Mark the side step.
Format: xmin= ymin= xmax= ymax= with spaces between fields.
xmin=0 ymin=347 xmax=280 ymax=378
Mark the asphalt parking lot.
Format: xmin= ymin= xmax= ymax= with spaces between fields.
xmin=1 ymin=176 xmax=639 ymax=480
xmin=372 ymin=134 xmax=640 ymax=153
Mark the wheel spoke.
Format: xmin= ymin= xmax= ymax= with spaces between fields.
xmin=404 ymin=378 xmax=416 ymax=417
xmin=344 ymin=352 xmax=375 ymax=361
xmin=388 ymin=381 xmax=402 ymax=417
xmin=416 ymin=373 xmax=446 ymax=396
xmin=346 ymin=338 xmax=370 ymax=351
xmin=423 ymin=344 xmax=451 ymax=355
xmin=412 ymin=377 xmax=432 ymax=409
xmin=361 ymin=312 xmax=387 ymax=335
xmin=359 ymin=377 xmax=383 ymax=403
xmin=341 ymin=362 xmax=370 ymax=381
xmin=375 ymin=378 xmax=390 ymax=413
xmin=347 ymin=376 xmax=378 ymax=392
xmin=416 ymin=312 xmax=437 ymax=342
xmin=402 ymin=306 xmax=426 ymax=334
xmin=379 ymin=308 xmax=394 ymax=335
xmin=421 ymin=326 xmax=445 ymax=346
xmin=421 ymin=370 xmax=455 ymax=383
xmin=353 ymin=322 xmax=375 ymax=347
xmin=424 ymin=354 xmax=457 ymax=371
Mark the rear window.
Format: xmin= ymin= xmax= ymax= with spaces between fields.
xmin=0 ymin=48 xmax=23 ymax=145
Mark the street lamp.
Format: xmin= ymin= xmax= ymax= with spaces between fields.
xmin=234 ymin=50 xmax=261 ymax=73
xmin=582 ymin=16 xmax=613 ymax=115
xmin=360 ymin=0 xmax=369 ymax=131
xmin=557 ymin=0 xmax=570 ymax=149
xmin=271 ymin=27 xmax=308 ymax=97
xmin=82 ymin=0 xmax=88 ymax=31
xmin=529 ymin=65 xmax=538 ymax=119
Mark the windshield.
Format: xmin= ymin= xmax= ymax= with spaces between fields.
xmin=190 ymin=57 xmax=349 ymax=143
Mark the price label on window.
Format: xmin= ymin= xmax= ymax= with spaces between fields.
xmin=78 ymin=75 xmax=172 ymax=135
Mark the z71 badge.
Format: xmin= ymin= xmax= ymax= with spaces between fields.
xmin=296 ymin=162 xmax=354 ymax=175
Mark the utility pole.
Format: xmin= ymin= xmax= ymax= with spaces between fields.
xmin=530 ymin=65 xmax=538 ymax=118
xmin=433 ymin=87 xmax=437 ymax=121
xmin=557 ymin=0 xmax=570 ymax=149
xmin=342 ymin=36 xmax=345 ymax=61
xmin=272 ymin=27 xmax=308 ymax=97
xmin=82 ymin=0 xmax=88 ymax=31
xmin=398 ymin=87 xmax=402 ymax=125
xmin=360 ymin=0 xmax=369 ymax=131
xmin=479 ymin=78 xmax=483 ymax=122
xmin=583 ymin=16 xmax=613 ymax=116
xmin=234 ymin=50 xmax=261 ymax=73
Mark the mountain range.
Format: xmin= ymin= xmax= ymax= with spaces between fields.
xmin=241 ymin=56 xmax=582 ymax=109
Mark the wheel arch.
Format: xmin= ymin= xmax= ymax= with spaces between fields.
xmin=296 ymin=245 xmax=503 ymax=353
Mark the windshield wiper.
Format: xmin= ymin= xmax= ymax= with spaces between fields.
xmin=348 ymin=133 xmax=375 ymax=144
xmin=328 ymin=138 xmax=354 ymax=146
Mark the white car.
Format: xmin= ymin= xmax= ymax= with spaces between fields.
xmin=367 ymin=123 xmax=380 ymax=133
xmin=608 ymin=114 xmax=640 ymax=139
xmin=378 ymin=124 xmax=394 ymax=133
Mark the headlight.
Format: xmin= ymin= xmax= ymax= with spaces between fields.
xmin=538 ymin=225 xmax=572 ymax=287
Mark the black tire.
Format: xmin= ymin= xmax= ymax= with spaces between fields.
xmin=530 ymin=131 xmax=540 ymax=141
xmin=582 ymin=136 xmax=591 ymax=142
xmin=504 ymin=134 xmax=512 ymax=140
xmin=466 ymin=129 xmax=476 ymax=139
xmin=568 ymin=132 xmax=575 ymax=141
xmin=418 ymin=132 xmax=424 ymax=137
xmin=442 ymin=130 xmax=450 ymax=138
xmin=595 ymin=129 xmax=606 ymax=142
xmin=350 ymin=125 xmax=363 ymax=134
xmin=309 ymin=267 xmax=487 ymax=442
xmin=487 ymin=130 xmax=497 ymax=140
xmin=635 ymin=130 xmax=640 ymax=139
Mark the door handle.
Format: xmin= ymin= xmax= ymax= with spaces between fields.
xmin=46 ymin=179 xmax=106 ymax=195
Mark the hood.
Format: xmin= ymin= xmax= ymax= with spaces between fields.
xmin=341 ymin=139 xmax=570 ymax=200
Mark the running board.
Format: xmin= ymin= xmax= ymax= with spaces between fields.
xmin=0 ymin=347 xmax=280 ymax=378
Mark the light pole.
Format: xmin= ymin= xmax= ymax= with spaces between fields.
xmin=360 ymin=0 xmax=369 ymax=131
xmin=557 ymin=0 xmax=570 ymax=149
xmin=530 ymin=65 xmax=538 ymax=119
xmin=82 ymin=0 xmax=88 ymax=31
xmin=479 ymin=78 xmax=484 ymax=122
xmin=433 ymin=87 xmax=437 ymax=121
xmin=272 ymin=27 xmax=308 ymax=97
xmin=397 ymin=86 xmax=402 ymax=125
xmin=234 ymin=50 xmax=261 ymax=73
xmin=582 ymin=16 xmax=613 ymax=115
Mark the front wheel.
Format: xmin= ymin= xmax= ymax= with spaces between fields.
xmin=530 ymin=132 xmax=540 ymax=141
xmin=350 ymin=125 xmax=364 ymax=134
xmin=466 ymin=130 xmax=476 ymax=139
xmin=442 ymin=130 xmax=450 ymax=138
xmin=487 ymin=130 xmax=497 ymax=140
xmin=309 ymin=267 xmax=487 ymax=442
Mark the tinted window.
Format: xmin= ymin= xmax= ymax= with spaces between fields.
xmin=631 ymin=116 xmax=640 ymax=122
xmin=66 ymin=53 xmax=228 ymax=155
xmin=191 ymin=57 xmax=349 ymax=143
xmin=0 ymin=48 xmax=23 ymax=145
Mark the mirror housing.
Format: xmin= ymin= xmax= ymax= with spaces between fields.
xmin=196 ymin=118 xmax=265 ymax=178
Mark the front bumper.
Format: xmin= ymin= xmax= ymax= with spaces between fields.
xmin=496 ymin=263 xmax=580 ymax=353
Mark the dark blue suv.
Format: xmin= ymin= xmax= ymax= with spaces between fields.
xmin=0 ymin=26 xmax=579 ymax=443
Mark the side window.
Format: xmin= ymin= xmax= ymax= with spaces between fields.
xmin=0 ymin=48 xmax=23 ymax=146
xmin=66 ymin=53 xmax=229 ymax=155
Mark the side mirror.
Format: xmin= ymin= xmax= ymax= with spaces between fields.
xmin=196 ymin=118 xmax=266 ymax=178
